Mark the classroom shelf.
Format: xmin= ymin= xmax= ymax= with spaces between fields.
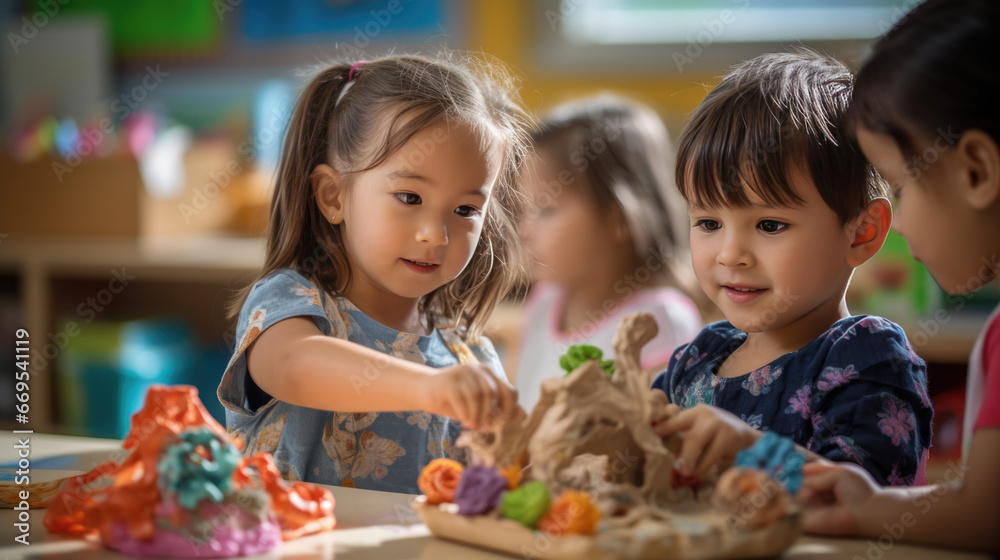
xmin=0 ymin=234 xmax=265 ymax=433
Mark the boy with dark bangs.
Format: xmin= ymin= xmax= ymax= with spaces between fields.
xmin=652 ymin=49 xmax=933 ymax=487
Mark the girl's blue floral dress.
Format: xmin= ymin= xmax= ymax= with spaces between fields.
xmin=652 ymin=316 xmax=933 ymax=486
xmin=218 ymin=269 xmax=504 ymax=493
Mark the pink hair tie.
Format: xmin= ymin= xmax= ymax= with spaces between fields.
xmin=336 ymin=61 xmax=367 ymax=106
xmin=348 ymin=61 xmax=366 ymax=82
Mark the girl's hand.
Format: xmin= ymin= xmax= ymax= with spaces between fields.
xmin=797 ymin=460 xmax=878 ymax=536
xmin=653 ymin=403 xmax=760 ymax=476
xmin=420 ymin=362 xmax=520 ymax=431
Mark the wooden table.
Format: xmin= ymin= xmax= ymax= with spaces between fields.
xmin=0 ymin=432 xmax=990 ymax=559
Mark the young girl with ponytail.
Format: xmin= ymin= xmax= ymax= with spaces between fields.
xmin=218 ymin=55 xmax=530 ymax=493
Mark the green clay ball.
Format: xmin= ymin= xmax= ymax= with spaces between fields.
xmin=559 ymin=344 xmax=614 ymax=377
xmin=500 ymin=480 xmax=551 ymax=528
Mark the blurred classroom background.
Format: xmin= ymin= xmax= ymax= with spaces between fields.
xmin=1 ymin=0 xmax=995 ymax=475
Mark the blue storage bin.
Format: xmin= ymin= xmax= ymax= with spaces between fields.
xmin=58 ymin=317 xmax=198 ymax=438
xmin=58 ymin=321 xmax=127 ymax=438
xmin=119 ymin=318 xmax=197 ymax=433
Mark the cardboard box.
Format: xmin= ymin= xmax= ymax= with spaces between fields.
xmin=0 ymin=144 xmax=268 ymax=237
xmin=1 ymin=153 xmax=141 ymax=236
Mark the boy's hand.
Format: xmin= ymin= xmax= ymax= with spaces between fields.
xmin=652 ymin=403 xmax=760 ymax=476
xmin=651 ymin=402 xmax=682 ymax=426
xmin=797 ymin=460 xmax=878 ymax=536
xmin=420 ymin=362 xmax=520 ymax=431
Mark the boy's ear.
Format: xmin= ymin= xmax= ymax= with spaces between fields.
xmin=311 ymin=164 xmax=345 ymax=224
xmin=955 ymin=130 xmax=1000 ymax=211
xmin=847 ymin=198 xmax=891 ymax=268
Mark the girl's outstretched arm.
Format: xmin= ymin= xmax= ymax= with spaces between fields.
xmin=798 ymin=428 xmax=1000 ymax=553
xmin=247 ymin=316 xmax=520 ymax=430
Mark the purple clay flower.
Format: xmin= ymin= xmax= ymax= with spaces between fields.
xmin=453 ymin=465 xmax=508 ymax=517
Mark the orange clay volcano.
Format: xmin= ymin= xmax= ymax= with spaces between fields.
xmin=44 ymin=385 xmax=335 ymax=557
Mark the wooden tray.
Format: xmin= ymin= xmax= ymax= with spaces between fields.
xmin=0 ymin=469 xmax=84 ymax=508
xmin=414 ymin=496 xmax=801 ymax=560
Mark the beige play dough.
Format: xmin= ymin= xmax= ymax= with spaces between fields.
xmin=415 ymin=311 xmax=801 ymax=559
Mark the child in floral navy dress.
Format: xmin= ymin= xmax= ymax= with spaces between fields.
xmin=651 ymin=49 xmax=933 ymax=487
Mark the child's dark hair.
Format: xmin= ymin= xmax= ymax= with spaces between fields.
xmin=676 ymin=48 xmax=884 ymax=224
xmin=530 ymin=94 xmax=695 ymax=293
xmin=852 ymin=0 xmax=1000 ymax=158
xmin=231 ymin=53 xmax=532 ymax=338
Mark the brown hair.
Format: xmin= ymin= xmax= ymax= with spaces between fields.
xmin=529 ymin=93 xmax=698 ymax=297
xmin=230 ymin=53 xmax=533 ymax=338
xmin=676 ymin=48 xmax=885 ymax=224
xmin=852 ymin=0 xmax=1000 ymax=159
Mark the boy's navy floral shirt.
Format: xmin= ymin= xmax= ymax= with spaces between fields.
xmin=652 ymin=316 xmax=933 ymax=486
xmin=218 ymin=269 xmax=505 ymax=493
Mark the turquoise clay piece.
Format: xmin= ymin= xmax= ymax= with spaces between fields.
xmin=158 ymin=427 xmax=242 ymax=510
xmin=735 ymin=431 xmax=805 ymax=495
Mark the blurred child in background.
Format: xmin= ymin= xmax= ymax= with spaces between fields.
xmin=516 ymin=94 xmax=703 ymax=410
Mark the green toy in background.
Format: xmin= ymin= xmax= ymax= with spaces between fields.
xmin=862 ymin=230 xmax=999 ymax=321
xmin=861 ymin=230 xmax=935 ymax=322
xmin=39 ymin=0 xmax=220 ymax=55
